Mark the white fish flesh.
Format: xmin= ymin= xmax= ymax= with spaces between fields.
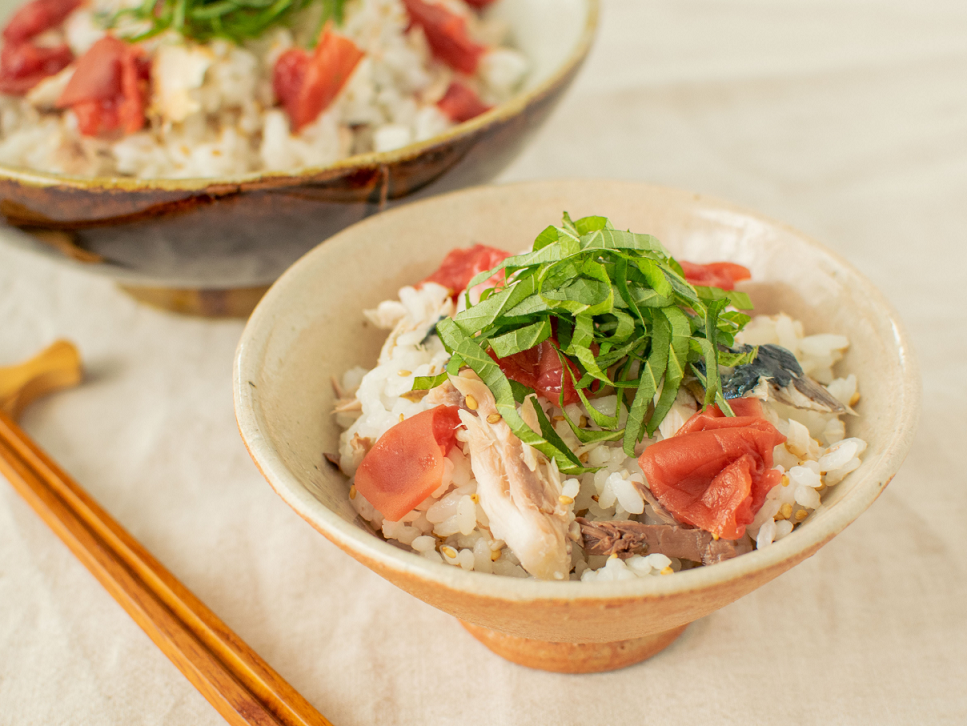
xmin=448 ymin=372 xmax=571 ymax=580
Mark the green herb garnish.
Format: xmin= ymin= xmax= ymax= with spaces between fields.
xmin=102 ymin=0 xmax=345 ymax=44
xmin=414 ymin=213 xmax=756 ymax=474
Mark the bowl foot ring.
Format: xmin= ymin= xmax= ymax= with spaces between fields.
xmin=459 ymin=621 xmax=687 ymax=673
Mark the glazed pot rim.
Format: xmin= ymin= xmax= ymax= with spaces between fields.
xmin=234 ymin=178 xmax=922 ymax=605
xmin=0 ymin=0 xmax=599 ymax=193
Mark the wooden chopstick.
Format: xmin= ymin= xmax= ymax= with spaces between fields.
xmin=0 ymin=409 xmax=333 ymax=726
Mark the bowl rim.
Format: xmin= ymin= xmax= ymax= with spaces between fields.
xmin=234 ymin=178 xmax=922 ymax=604
xmin=0 ymin=0 xmax=599 ymax=193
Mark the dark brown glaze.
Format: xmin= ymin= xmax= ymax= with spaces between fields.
xmin=0 ymin=3 xmax=597 ymax=249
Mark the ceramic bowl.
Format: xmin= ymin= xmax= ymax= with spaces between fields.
xmin=233 ymin=179 xmax=921 ymax=673
xmin=0 ymin=0 xmax=597 ymax=290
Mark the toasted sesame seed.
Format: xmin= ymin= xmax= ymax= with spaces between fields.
xmin=712 ymin=533 xmax=720 ymax=541
xmin=661 ymin=566 xmax=674 ymax=575
xmin=795 ymin=509 xmax=809 ymax=522
xmin=486 ymin=413 xmax=501 ymax=424
xmin=470 ymin=494 xmax=479 ymax=503
xmin=782 ymin=474 xmax=790 ymax=487
xmin=349 ymin=485 xmax=356 ymax=500
xmin=399 ymin=413 xmax=405 ymax=422
xmin=441 ymin=546 xmax=457 ymax=559
xmin=552 ymin=415 xmax=565 ymax=422
xmin=579 ymin=416 xmax=588 ymax=428
xmin=781 ymin=503 xmax=793 ymax=519
xmin=591 ymin=495 xmax=599 ymax=502
xmin=465 ymin=395 xmax=478 ymax=410
xmin=579 ymin=453 xmax=589 ymax=463
xmin=490 ymin=549 xmax=501 ymax=562
xmin=559 ymin=495 xmax=574 ymax=505
xmin=849 ymin=392 xmax=861 ymax=406
xmin=398 ymin=370 xmax=411 ymax=376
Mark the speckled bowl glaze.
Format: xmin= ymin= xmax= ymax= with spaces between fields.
xmin=0 ymin=0 xmax=597 ymax=289
xmin=233 ymin=180 xmax=921 ymax=673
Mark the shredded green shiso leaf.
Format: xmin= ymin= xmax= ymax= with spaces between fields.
xmin=413 ymin=213 xmax=757 ymax=475
xmin=102 ymin=0 xmax=346 ymax=44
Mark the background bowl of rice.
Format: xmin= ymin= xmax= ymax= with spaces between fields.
xmin=233 ymin=179 xmax=921 ymax=673
xmin=0 ymin=0 xmax=597 ymax=296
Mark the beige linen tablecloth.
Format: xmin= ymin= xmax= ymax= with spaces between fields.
xmin=2 ymin=1 xmax=965 ymax=724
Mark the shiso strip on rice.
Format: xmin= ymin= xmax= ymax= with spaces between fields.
xmin=334 ymin=214 xmax=866 ymax=581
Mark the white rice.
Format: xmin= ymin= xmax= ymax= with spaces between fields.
xmin=337 ymin=288 xmax=867 ymax=581
xmin=0 ymin=0 xmax=528 ymax=177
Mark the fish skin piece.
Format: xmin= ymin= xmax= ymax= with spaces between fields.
xmin=721 ymin=344 xmax=848 ymax=414
xmin=449 ymin=372 xmax=571 ymax=580
xmin=577 ymin=518 xmax=752 ymax=566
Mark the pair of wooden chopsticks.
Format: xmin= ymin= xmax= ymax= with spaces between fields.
xmin=0 ymin=342 xmax=332 ymax=726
